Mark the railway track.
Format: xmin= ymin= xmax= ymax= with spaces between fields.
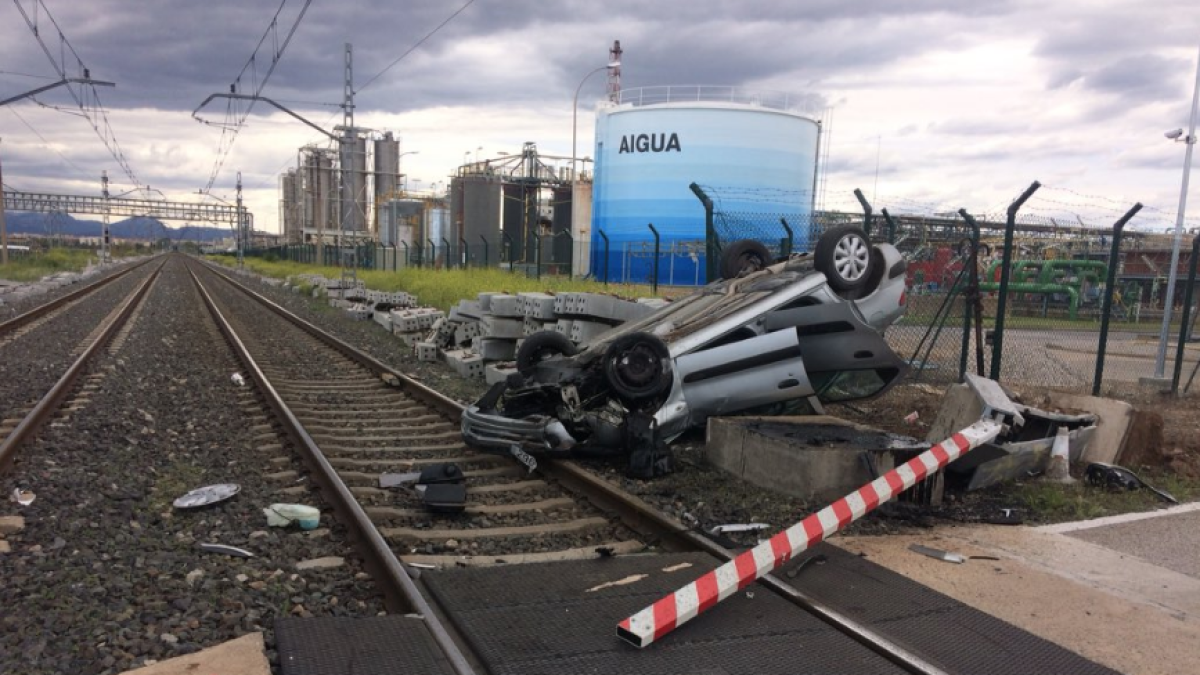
xmin=190 ymin=258 xmax=976 ymax=675
xmin=0 ymin=258 xmax=163 ymax=470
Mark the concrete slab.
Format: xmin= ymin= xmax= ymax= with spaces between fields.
xmin=1040 ymin=392 xmax=1134 ymax=464
xmin=705 ymin=416 xmax=927 ymax=503
xmin=481 ymin=315 xmax=524 ymax=340
xmin=119 ymin=632 xmax=269 ymax=675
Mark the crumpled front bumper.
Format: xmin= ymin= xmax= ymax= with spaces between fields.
xmin=461 ymin=404 xmax=577 ymax=454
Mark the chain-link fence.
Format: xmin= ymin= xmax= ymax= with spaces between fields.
xmin=249 ymin=180 xmax=1200 ymax=395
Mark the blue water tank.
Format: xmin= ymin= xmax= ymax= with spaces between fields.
xmin=590 ymin=87 xmax=820 ymax=284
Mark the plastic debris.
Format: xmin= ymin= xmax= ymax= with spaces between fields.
xmin=10 ymin=487 xmax=35 ymax=506
xmin=1045 ymin=426 xmax=1075 ymax=483
xmin=707 ymin=523 xmax=770 ymax=536
xmin=231 ymin=373 xmax=246 ymax=386
xmin=1085 ymin=462 xmax=1177 ymax=503
xmin=908 ymin=543 xmax=966 ymax=564
xmin=264 ymin=503 xmax=320 ymax=529
xmin=173 ymin=484 xmax=240 ymax=509
xmin=904 ymin=411 xmax=920 ymax=424
xmin=199 ymin=543 xmax=255 ymax=558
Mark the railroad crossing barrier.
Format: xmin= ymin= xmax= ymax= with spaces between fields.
xmin=616 ymin=417 xmax=1005 ymax=648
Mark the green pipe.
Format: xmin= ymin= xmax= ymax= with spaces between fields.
xmin=978 ymin=282 xmax=1081 ymax=320
xmin=1036 ymin=260 xmax=1108 ymax=285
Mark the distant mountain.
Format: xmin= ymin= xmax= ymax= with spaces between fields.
xmin=4 ymin=211 xmax=232 ymax=242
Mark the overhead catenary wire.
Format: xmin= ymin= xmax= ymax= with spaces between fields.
xmin=194 ymin=0 xmax=313 ymax=196
xmin=357 ymin=0 xmax=478 ymax=94
xmin=10 ymin=0 xmax=147 ymax=195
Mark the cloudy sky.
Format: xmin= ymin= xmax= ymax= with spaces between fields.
xmin=2 ymin=0 xmax=1199 ymax=234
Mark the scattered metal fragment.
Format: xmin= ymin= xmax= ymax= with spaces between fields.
xmin=173 ymin=483 xmax=240 ymax=509
xmin=10 ymin=487 xmax=35 ymax=506
xmin=661 ymin=562 xmax=693 ymax=573
xmin=1085 ymin=462 xmax=1177 ymax=503
xmin=904 ymin=411 xmax=919 ymax=424
xmin=968 ymin=555 xmax=1000 ymax=561
xmin=509 ymin=444 xmax=538 ymax=474
xmin=380 ymin=472 xmax=422 ymax=488
xmin=407 ymin=562 xmax=437 ymax=570
xmin=586 ymin=573 xmax=648 ymax=593
xmin=707 ymin=523 xmax=770 ymax=536
xmin=199 ymin=543 xmax=255 ymax=558
xmin=231 ymin=372 xmax=245 ymax=386
xmin=908 ymin=543 xmax=966 ymax=564
xmin=421 ymin=483 xmax=467 ymax=513
xmin=785 ymin=553 xmax=828 ymax=579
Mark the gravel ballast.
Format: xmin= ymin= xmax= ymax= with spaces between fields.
xmin=0 ymin=256 xmax=384 ymax=675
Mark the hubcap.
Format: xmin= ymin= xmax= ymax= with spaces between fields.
xmin=833 ymin=234 xmax=870 ymax=281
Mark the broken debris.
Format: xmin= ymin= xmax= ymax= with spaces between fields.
xmin=908 ymin=544 xmax=966 ymax=564
xmin=263 ymin=503 xmax=320 ymax=529
xmin=173 ymin=483 xmax=240 ymax=510
xmin=231 ymin=372 xmax=246 ymax=386
xmin=199 ymin=543 xmax=255 ymax=558
xmin=9 ymin=487 xmax=35 ymax=506
xmin=1085 ymin=462 xmax=1178 ymax=504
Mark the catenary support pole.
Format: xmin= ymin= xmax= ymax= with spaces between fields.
xmin=617 ymin=419 xmax=1004 ymax=648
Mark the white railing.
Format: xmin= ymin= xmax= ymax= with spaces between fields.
xmin=613 ymin=86 xmax=823 ymax=117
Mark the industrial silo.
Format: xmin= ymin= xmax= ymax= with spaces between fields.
xmin=340 ymin=136 xmax=368 ymax=232
xmin=450 ymin=174 xmax=503 ymax=266
xmin=374 ymin=132 xmax=400 ymax=236
xmin=591 ymin=88 xmax=820 ymax=284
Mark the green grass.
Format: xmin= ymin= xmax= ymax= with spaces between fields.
xmin=1008 ymin=470 xmax=1200 ymax=523
xmin=210 ymin=255 xmax=680 ymax=310
xmin=0 ymin=247 xmax=98 ymax=282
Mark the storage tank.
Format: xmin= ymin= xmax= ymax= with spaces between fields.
xmin=340 ymin=136 xmax=368 ymax=232
xmin=591 ymin=87 xmax=820 ymax=284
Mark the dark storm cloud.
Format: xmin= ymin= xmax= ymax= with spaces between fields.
xmin=1 ymin=0 xmax=1020 ymax=117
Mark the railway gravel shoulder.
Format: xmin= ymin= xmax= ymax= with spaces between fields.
xmin=0 ymin=256 xmax=385 ymax=675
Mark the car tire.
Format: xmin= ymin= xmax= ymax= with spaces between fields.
xmin=719 ymin=239 xmax=772 ymax=280
xmin=815 ymin=225 xmax=874 ymax=293
xmin=515 ymin=331 xmax=577 ymax=375
xmin=603 ymin=332 xmax=673 ymax=405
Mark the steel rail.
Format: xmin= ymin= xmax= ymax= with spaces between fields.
xmin=0 ymin=257 xmax=149 ymax=336
xmin=198 ymin=258 xmax=947 ymax=675
xmin=0 ymin=259 xmax=164 ymax=472
xmin=187 ymin=262 xmax=478 ymax=675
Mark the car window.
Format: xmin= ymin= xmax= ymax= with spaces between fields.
xmin=810 ymin=368 xmax=899 ymax=402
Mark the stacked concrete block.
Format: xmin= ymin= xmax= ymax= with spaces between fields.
xmin=481 ymin=315 xmax=525 ymax=340
xmin=554 ymin=319 xmax=574 ymax=336
xmin=485 ymin=362 xmax=519 ymax=385
xmin=560 ymin=292 xmax=654 ymax=323
xmin=372 ymin=310 xmax=394 ymax=331
xmin=416 ymin=341 xmax=440 ymax=362
xmin=472 ymin=338 xmax=517 ymax=361
xmin=570 ymin=319 xmax=612 ymax=344
xmin=488 ymin=294 xmax=523 ymax=318
xmin=444 ymin=349 xmax=485 ymax=379
xmin=518 ymin=292 xmax=557 ymax=320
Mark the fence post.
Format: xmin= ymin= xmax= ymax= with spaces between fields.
xmin=479 ymin=234 xmax=488 ymax=267
xmin=560 ymin=231 xmax=574 ymax=277
xmin=1171 ymin=234 xmax=1200 ymax=393
xmin=533 ymin=231 xmax=542 ymax=280
xmin=990 ymin=181 xmax=1042 ymax=381
xmin=779 ymin=217 xmax=794 ymax=257
xmin=503 ymin=233 xmax=514 ymax=273
xmin=958 ymin=209 xmax=982 ymax=379
xmin=440 ymin=237 xmax=451 ymax=269
xmin=459 ymin=237 xmax=468 ymax=268
xmin=1094 ymin=204 xmax=1142 ymax=395
xmin=599 ymin=229 xmax=610 ymax=286
xmin=689 ymin=182 xmax=717 ymax=283
xmin=427 ymin=239 xmax=435 ymax=269
xmin=648 ymin=223 xmax=661 ymax=294
xmin=853 ymin=188 xmax=873 ymax=238
xmin=881 ymin=208 xmax=898 ymax=245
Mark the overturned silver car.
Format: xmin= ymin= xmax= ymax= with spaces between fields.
xmin=462 ymin=225 xmax=911 ymax=477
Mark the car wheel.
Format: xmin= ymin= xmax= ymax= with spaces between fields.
xmin=815 ymin=225 xmax=874 ymax=293
xmin=515 ymin=331 xmax=577 ymax=375
xmin=603 ymin=332 xmax=672 ymax=405
xmin=719 ymin=239 xmax=772 ymax=280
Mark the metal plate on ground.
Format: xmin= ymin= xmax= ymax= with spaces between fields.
xmin=172 ymin=483 xmax=239 ymax=509
xmin=423 ymin=552 xmax=906 ymax=675
xmin=275 ymin=616 xmax=455 ymax=675
xmin=779 ymin=543 xmax=1121 ymax=675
